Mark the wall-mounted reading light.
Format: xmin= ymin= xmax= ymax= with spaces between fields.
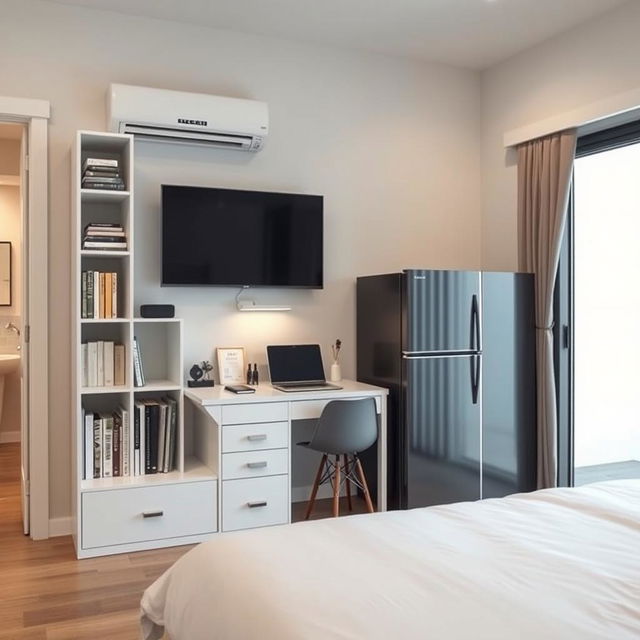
xmin=235 ymin=286 xmax=291 ymax=312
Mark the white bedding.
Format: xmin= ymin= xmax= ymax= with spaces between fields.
xmin=141 ymin=481 xmax=640 ymax=640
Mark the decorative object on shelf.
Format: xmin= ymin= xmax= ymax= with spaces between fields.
xmin=251 ymin=363 xmax=259 ymax=386
xmin=330 ymin=338 xmax=342 ymax=382
xmin=246 ymin=362 xmax=252 ymax=385
xmin=217 ymin=346 xmax=246 ymax=385
xmin=81 ymin=157 xmax=125 ymax=191
xmin=188 ymin=361 xmax=215 ymax=388
xmin=140 ymin=304 xmax=175 ymax=318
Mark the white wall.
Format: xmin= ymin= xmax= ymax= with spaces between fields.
xmin=0 ymin=0 xmax=482 ymax=519
xmin=481 ymin=0 xmax=640 ymax=270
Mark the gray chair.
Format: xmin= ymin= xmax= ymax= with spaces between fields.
xmin=298 ymin=398 xmax=378 ymax=519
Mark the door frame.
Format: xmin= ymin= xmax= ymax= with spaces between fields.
xmin=0 ymin=96 xmax=50 ymax=540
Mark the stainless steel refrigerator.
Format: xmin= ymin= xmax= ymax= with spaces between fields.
xmin=357 ymin=269 xmax=536 ymax=510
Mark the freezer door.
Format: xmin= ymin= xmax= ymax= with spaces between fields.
xmin=403 ymin=354 xmax=481 ymax=508
xmin=403 ymin=270 xmax=481 ymax=354
xmin=481 ymin=272 xmax=536 ymax=498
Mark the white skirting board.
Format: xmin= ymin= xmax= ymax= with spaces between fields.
xmin=0 ymin=430 xmax=20 ymax=443
xmin=49 ymin=516 xmax=73 ymax=537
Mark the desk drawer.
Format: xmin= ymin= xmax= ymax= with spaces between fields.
xmin=222 ymin=421 xmax=288 ymax=453
xmin=223 ymin=448 xmax=288 ymax=480
xmin=222 ymin=475 xmax=288 ymax=532
xmin=222 ymin=402 xmax=288 ymax=425
xmin=82 ymin=481 xmax=217 ymax=549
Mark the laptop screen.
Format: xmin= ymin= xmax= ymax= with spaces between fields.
xmin=267 ymin=345 xmax=326 ymax=384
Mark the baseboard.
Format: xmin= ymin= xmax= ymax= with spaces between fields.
xmin=0 ymin=430 xmax=20 ymax=443
xmin=291 ymin=483 xmax=345 ymax=503
xmin=49 ymin=516 xmax=72 ymax=537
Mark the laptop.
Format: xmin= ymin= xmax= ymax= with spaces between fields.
xmin=267 ymin=344 xmax=342 ymax=392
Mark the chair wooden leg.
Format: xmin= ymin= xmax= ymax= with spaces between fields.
xmin=333 ymin=454 xmax=341 ymax=517
xmin=355 ymin=456 xmax=374 ymax=513
xmin=343 ymin=454 xmax=353 ymax=512
xmin=304 ymin=454 xmax=327 ymax=520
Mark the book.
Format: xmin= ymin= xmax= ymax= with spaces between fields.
xmin=83 ymin=410 xmax=93 ymax=480
xmin=134 ymin=402 xmax=144 ymax=476
xmin=87 ymin=342 xmax=98 ymax=387
xmin=112 ymin=411 xmax=121 ymax=477
xmin=86 ymin=271 xmax=94 ymax=319
xmin=84 ymin=222 xmax=123 ymax=231
xmin=157 ymin=401 xmax=167 ymax=474
xmin=102 ymin=415 xmax=113 ymax=477
xmin=81 ymin=271 xmax=87 ymax=318
xmin=145 ymin=401 xmax=160 ymax=474
xmin=121 ymin=406 xmax=130 ymax=477
xmin=83 ymin=169 xmax=121 ymax=178
xmin=83 ymin=229 xmax=126 ymax=237
xmin=104 ymin=272 xmax=112 ymax=318
xmin=111 ymin=272 xmax=118 ymax=318
xmin=98 ymin=273 xmax=105 ymax=318
xmin=83 ymin=242 xmax=128 ymax=250
xmin=81 ymin=343 xmax=88 ymax=387
xmin=114 ymin=344 xmax=125 ymax=386
xmin=82 ymin=176 xmax=124 ymax=185
xmin=96 ymin=340 xmax=104 ymax=386
xmin=163 ymin=396 xmax=177 ymax=473
xmin=83 ymin=235 xmax=126 ymax=243
xmin=93 ymin=415 xmax=102 ymax=478
xmin=82 ymin=157 xmax=119 ymax=171
xmin=132 ymin=337 xmax=145 ymax=387
xmin=104 ymin=341 xmax=114 ymax=386
xmin=82 ymin=182 xmax=126 ymax=191
xmin=93 ymin=271 xmax=99 ymax=317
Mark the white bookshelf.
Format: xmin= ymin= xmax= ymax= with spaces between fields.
xmin=71 ymin=131 xmax=217 ymax=559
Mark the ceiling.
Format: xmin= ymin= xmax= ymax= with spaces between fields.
xmin=43 ymin=0 xmax=627 ymax=69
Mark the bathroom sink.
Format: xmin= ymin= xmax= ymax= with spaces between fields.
xmin=0 ymin=354 xmax=20 ymax=376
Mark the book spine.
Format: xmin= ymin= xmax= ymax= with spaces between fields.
xmin=86 ymin=271 xmax=94 ymax=319
xmin=83 ymin=410 xmax=93 ymax=480
xmin=112 ymin=272 xmax=118 ymax=318
xmin=133 ymin=337 xmax=145 ymax=387
xmin=87 ymin=342 xmax=98 ymax=387
xmin=137 ymin=403 xmax=144 ymax=476
xmin=82 ymin=182 xmax=125 ymax=191
xmin=103 ymin=416 xmax=113 ymax=477
xmin=144 ymin=406 xmax=151 ymax=474
xmin=96 ymin=340 xmax=104 ymax=387
xmin=149 ymin=404 xmax=159 ymax=474
xmin=112 ymin=412 xmax=121 ymax=477
xmin=157 ymin=404 xmax=166 ymax=474
xmin=93 ymin=416 xmax=102 ymax=478
xmin=93 ymin=272 xmax=99 ymax=318
xmin=122 ymin=407 xmax=130 ymax=477
xmin=114 ymin=344 xmax=125 ymax=386
xmin=81 ymin=271 xmax=86 ymax=319
xmin=99 ymin=273 xmax=105 ymax=319
xmin=83 ymin=157 xmax=119 ymax=169
xmin=104 ymin=272 xmax=112 ymax=319
xmin=104 ymin=341 xmax=114 ymax=387
xmin=81 ymin=343 xmax=88 ymax=388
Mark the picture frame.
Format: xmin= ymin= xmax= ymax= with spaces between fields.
xmin=216 ymin=347 xmax=246 ymax=385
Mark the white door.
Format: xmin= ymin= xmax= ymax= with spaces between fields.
xmin=19 ymin=125 xmax=29 ymax=535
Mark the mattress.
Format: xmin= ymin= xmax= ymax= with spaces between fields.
xmin=141 ymin=480 xmax=640 ymax=639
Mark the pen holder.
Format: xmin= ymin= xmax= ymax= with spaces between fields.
xmin=330 ymin=362 xmax=342 ymax=382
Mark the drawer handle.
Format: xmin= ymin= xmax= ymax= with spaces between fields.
xmin=247 ymin=434 xmax=268 ymax=442
xmin=247 ymin=501 xmax=268 ymax=508
xmin=142 ymin=510 xmax=164 ymax=519
xmin=247 ymin=461 xmax=268 ymax=469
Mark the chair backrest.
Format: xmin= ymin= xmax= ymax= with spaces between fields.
xmin=309 ymin=398 xmax=378 ymax=455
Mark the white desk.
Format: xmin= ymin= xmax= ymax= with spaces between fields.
xmin=185 ymin=380 xmax=388 ymax=532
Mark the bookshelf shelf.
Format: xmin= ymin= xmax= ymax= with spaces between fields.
xmin=80 ymin=250 xmax=130 ymax=257
xmin=134 ymin=380 xmax=182 ymax=393
xmin=80 ymin=318 xmax=130 ymax=324
xmin=81 ymin=188 xmax=130 ymax=203
xmin=81 ymin=385 xmax=131 ymax=395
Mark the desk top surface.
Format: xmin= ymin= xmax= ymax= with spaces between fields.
xmin=185 ymin=379 xmax=388 ymax=407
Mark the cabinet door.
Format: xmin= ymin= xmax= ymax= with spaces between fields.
xmin=404 ymin=354 xmax=481 ymax=508
xmin=481 ymin=272 xmax=536 ymax=498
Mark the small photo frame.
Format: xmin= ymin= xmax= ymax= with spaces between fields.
xmin=217 ymin=347 xmax=246 ymax=385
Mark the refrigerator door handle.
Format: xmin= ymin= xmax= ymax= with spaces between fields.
xmin=470 ymin=294 xmax=481 ymax=352
xmin=469 ymin=354 xmax=480 ymax=405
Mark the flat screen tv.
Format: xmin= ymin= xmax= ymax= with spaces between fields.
xmin=162 ymin=185 xmax=323 ymax=288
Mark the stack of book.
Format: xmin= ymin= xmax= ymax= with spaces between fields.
xmin=81 ymin=270 xmax=119 ymax=318
xmin=81 ymin=341 xmax=126 ymax=387
xmin=83 ymin=399 xmax=177 ymax=480
xmin=81 ymin=157 xmax=125 ymax=191
xmin=83 ymin=222 xmax=127 ymax=251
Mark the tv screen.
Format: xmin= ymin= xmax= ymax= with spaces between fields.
xmin=162 ymin=185 xmax=323 ymax=288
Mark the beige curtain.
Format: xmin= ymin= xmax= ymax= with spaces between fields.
xmin=517 ymin=129 xmax=577 ymax=489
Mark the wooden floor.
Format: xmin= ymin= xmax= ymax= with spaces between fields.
xmin=0 ymin=442 xmax=194 ymax=639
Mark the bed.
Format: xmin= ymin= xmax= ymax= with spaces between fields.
xmin=140 ymin=480 xmax=640 ymax=639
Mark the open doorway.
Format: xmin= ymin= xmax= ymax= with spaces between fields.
xmin=557 ymin=120 xmax=640 ymax=487
xmin=0 ymin=122 xmax=28 ymax=534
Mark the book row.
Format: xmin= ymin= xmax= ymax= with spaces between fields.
xmin=82 ymin=157 xmax=126 ymax=191
xmin=83 ymin=398 xmax=178 ymax=479
xmin=82 ymin=341 xmax=126 ymax=387
xmin=83 ymin=222 xmax=127 ymax=251
xmin=81 ymin=270 xmax=120 ymax=319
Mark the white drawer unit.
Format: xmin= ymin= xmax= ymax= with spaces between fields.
xmin=222 ymin=475 xmax=288 ymax=532
xmin=222 ymin=448 xmax=288 ymax=480
xmin=82 ymin=481 xmax=217 ymax=549
xmin=222 ymin=421 xmax=288 ymax=453
xmin=222 ymin=402 xmax=288 ymax=425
